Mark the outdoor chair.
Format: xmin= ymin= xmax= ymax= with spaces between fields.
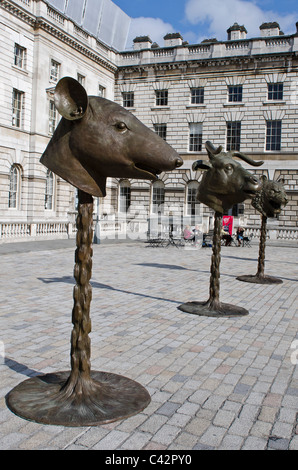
xmin=242 ymin=234 xmax=252 ymax=247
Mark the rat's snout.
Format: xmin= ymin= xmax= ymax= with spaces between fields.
xmin=174 ymin=156 xmax=183 ymax=168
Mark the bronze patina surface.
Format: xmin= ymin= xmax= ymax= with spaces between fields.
xmin=237 ymin=176 xmax=288 ymax=285
xmin=6 ymin=78 xmax=182 ymax=426
xmin=178 ymin=141 xmax=263 ymax=317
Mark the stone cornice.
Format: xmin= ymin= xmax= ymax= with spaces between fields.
xmin=117 ymin=52 xmax=297 ymax=76
xmin=0 ymin=0 xmax=117 ymax=73
xmin=34 ymin=17 xmax=117 ymax=73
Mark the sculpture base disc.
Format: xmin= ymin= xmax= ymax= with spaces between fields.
xmin=236 ymin=274 xmax=283 ymax=284
xmin=178 ymin=301 xmax=249 ymax=317
xmin=6 ymin=371 xmax=151 ymax=427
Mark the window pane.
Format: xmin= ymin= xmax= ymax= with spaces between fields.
xmin=50 ymin=60 xmax=60 ymax=81
xmin=45 ymin=170 xmax=54 ymax=209
xmin=154 ymin=124 xmax=167 ymax=140
xmin=49 ymin=100 xmax=56 ymax=134
xmin=266 ymin=120 xmax=281 ymax=151
xmin=14 ymin=44 xmax=25 ymax=68
xmin=122 ymin=92 xmax=134 ymax=107
xmin=268 ymin=83 xmax=283 ymax=101
xmin=228 ymin=85 xmax=242 ymax=102
xmin=155 ymin=90 xmax=168 ymax=106
xmin=187 ymin=185 xmax=199 ymax=216
xmin=152 ymin=183 xmax=165 ymax=214
xmin=119 ymin=183 xmax=131 ymax=212
xmin=189 ymin=123 xmax=202 ymax=151
xmin=9 ymin=166 xmax=19 ymax=208
xmin=191 ymin=87 xmax=204 ymax=104
xmin=227 ymin=121 xmax=241 ymax=151
xmin=12 ymin=89 xmax=23 ymax=127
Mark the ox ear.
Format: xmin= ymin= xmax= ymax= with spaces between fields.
xmin=54 ymin=77 xmax=88 ymax=121
xmin=277 ymin=177 xmax=285 ymax=184
xmin=192 ymin=160 xmax=212 ymax=171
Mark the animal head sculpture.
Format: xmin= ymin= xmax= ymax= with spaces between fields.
xmin=40 ymin=77 xmax=183 ymax=197
xmin=251 ymin=175 xmax=288 ymax=218
xmin=192 ymin=141 xmax=264 ymax=213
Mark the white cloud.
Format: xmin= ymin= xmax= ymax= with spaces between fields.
xmin=125 ymin=17 xmax=174 ymax=49
xmin=185 ymin=0 xmax=297 ymax=41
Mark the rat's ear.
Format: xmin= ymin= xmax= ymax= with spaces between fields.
xmin=54 ymin=77 xmax=88 ymax=121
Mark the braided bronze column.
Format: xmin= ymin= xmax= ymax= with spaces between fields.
xmin=207 ymin=211 xmax=222 ymax=310
xmin=61 ymin=190 xmax=94 ymax=399
xmin=256 ymin=214 xmax=267 ymax=279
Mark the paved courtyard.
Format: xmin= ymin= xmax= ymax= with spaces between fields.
xmin=0 ymin=238 xmax=297 ymax=450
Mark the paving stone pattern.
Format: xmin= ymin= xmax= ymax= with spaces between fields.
xmin=0 ymin=240 xmax=297 ymax=450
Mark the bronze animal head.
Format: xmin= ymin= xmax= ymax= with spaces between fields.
xmin=192 ymin=141 xmax=264 ymax=213
xmin=251 ymin=175 xmax=288 ymax=218
xmin=40 ymin=77 xmax=183 ymax=197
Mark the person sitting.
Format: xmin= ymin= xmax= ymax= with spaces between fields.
xmin=221 ymin=226 xmax=232 ymax=246
xmin=183 ymin=225 xmax=195 ymax=242
xmin=236 ymin=226 xmax=244 ymax=246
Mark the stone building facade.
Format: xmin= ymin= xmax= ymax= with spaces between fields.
xmin=0 ymin=0 xmax=297 ymax=242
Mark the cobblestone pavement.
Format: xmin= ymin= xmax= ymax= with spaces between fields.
xmin=0 ymin=239 xmax=297 ymax=450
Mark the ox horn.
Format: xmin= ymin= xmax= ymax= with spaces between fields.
xmin=233 ymin=151 xmax=264 ymax=167
xmin=54 ymin=77 xmax=88 ymax=121
xmin=205 ymin=141 xmax=223 ymax=156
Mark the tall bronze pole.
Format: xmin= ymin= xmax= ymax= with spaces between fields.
xmin=6 ymin=191 xmax=150 ymax=426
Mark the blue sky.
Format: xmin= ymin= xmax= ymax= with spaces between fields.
xmin=112 ymin=0 xmax=298 ymax=49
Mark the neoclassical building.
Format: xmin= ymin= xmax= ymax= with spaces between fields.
xmin=0 ymin=0 xmax=297 ymax=242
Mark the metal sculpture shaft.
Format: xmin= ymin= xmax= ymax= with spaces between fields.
xmin=256 ymin=214 xmax=267 ymax=279
xmin=208 ymin=211 xmax=221 ymax=309
xmin=61 ymin=190 xmax=93 ymax=397
xmin=6 ymin=190 xmax=150 ymax=426
xmin=178 ymin=211 xmax=248 ymax=317
xmin=236 ymin=213 xmax=282 ymax=284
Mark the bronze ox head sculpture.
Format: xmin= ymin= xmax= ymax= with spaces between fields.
xmin=192 ymin=141 xmax=264 ymax=214
xmin=40 ymin=77 xmax=183 ymax=196
xmin=251 ymin=175 xmax=288 ymax=218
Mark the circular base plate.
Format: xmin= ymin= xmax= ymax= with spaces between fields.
xmin=6 ymin=371 xmax=151 ymax=427
xmin=178 ymin=301 xmax=249 ymax=317
xmin=236 ymin=274 xmax=283 ymax=284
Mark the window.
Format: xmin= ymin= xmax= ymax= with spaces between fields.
xmin=225 ymin=204 xmax=244 ymax=216
xmin=119 ymin=180 xmax=131 ymax=213
xmin=266 ymin=120 xmax=282 ymax=151
xmin=155 ymin=90 xmax=168 ymax=106
xmin=187 ymin=181 xmax=199 ymax=216
xmin=226 ymin=121 xmax=241 ymax=151
xmin=50 ymin=59 xmax=60 ymax=82
xmin=77 ymin=74 xmax=85 ymax=86
xmin=189 ymin=123 xmax=202 ymax=151
xmin=228 ymin=85 xmax=243 ymax=102
xmin=268 ymin=83 xmax=283 ymax=101
xmin=122 ymin=92 xmax=134 ymax=108
xmin=12 ymin=89 xmax=24 ymax=127
xmin=49 ymin=100 xmax=56 ymax=135
xmin=45 ymin=170 xmax=54 ymax=210
xmin=14 ymin=44 xmax=26 ymax=69
xmin=154 ymin=124 xmax=167 ymax=141
xmin=8 ymin=165 xmax=20 ymax=209
xmin=191 ymin=87 xmax=204 ymax=104
xmin=98 ymin=85 xmax=105 ymax=97
xmin=152 ymin=181 xmax=165 ymax=214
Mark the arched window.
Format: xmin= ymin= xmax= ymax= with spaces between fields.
xmin=45 ymin=170 xmax=54 ymax=210
xmin=8 ymin=164 xmax=21 ymax=209
xmin=119 ymin=180 xmax=131 ymax=213
xmin=152 ymin=180 xmax=165 ymax=214
xmin=186 ymin=181 xmax=199 ymax=216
